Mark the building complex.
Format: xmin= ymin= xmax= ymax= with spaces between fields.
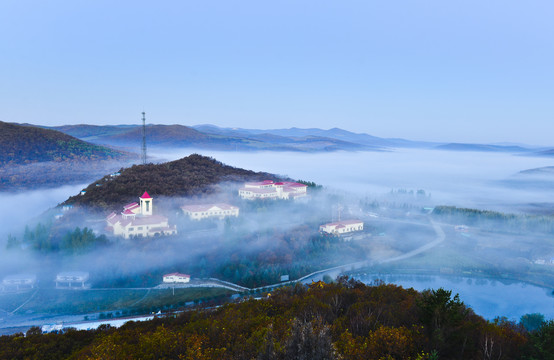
xmin=238 ymin=180 xmax=308 ymax=200
xmin=106 ymin=191 xmax=177 ymax=239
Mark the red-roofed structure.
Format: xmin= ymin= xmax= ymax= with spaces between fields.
xmin=163 ymin=273 xmax=190 ymax=283
xmin=319 ymin=220 xmax=364 ymax=235
xmin=105 ymin=192 xmax=177 ymax=239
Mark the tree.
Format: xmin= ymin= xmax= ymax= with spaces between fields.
xmin=520 ymin=313 xmax=545 ymax=333
xmin=522 ymin=320 xmax=554 ymax=360
xmin=417 ymin=288 xmax=469 ymax=357
xmin=284 ymin=318 xmax=338 ymax=360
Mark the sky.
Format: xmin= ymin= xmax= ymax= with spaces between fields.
xmin=1 ymin=1 xmax=553 ymax=145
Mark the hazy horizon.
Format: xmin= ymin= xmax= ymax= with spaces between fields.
xmin=2 ymin=1 xmax=554 ymax=145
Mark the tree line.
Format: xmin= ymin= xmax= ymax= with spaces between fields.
xmin=0 ymin=279 xmax=552 ymax=359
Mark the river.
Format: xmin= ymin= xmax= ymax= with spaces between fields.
xmin=354 ymin=273 xmax=554 ymax=321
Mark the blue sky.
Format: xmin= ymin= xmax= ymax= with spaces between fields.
xmin=1 ymin=1 xmax=553 ymax=145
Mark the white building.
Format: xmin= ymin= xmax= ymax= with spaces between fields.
xmin=163 ymin=273 xmax=191 ymax=283
xmin=238 ymin=180 xmax=308 ymax=200
xmin=1 ymin=274 xmax=37 ymax=291
xmin=56 ymin=271 xmax=90 ymax=289
xmin=181 ymin=203 xmax=239 ymax=220
xmin=106 ymin=191 xmax=177 ymax=239
xmin=319 ymin=220 xmax=364 ymax=235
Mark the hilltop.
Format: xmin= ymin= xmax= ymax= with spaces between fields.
xmin=64 ymin=154 xmax=282 ymax=211
xmin=0 ymin=280 xmax=549 ymax=359
xmin=0 ymin=121 xmax=127 ymax=166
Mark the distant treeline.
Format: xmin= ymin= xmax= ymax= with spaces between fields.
xmin=65 ymin=154 xmax=283 ymax=211
xmin=1 ymin=279 xmax=552 ymax=359
xmin=433 ymin=206 xmax=554 ymax=234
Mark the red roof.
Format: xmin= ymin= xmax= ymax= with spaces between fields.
xmin=122 ymin=209 xmax=135 ymax=215
xmin=140 ymin=191 xmax=152 ymax=199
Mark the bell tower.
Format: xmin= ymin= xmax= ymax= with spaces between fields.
xmin=140 ymin=191 xmax=153 ymax=216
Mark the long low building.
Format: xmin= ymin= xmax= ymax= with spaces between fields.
xmin=319 ymin=220 xmax=364 ymax=235
xmin=181 ymin=203 xmax=239 ymax=220
xmin=238 ymin=180 xmax=307 ymax=200
xmin=1 ymin=274 xmax=37 ymax=291
xmin=56 ymin=271 xmax=90 ymax=289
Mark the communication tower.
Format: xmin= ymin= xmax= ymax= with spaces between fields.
xmin=141 ymin=112 xmax=147 ymax=164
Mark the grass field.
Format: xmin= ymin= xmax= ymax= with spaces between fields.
xmin=0 ymin=287 xmax=234 ymax=316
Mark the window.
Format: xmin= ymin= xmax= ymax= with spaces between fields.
xmin=138 ymin=227 xmax=143 ymax=230
xmin=129 ymin=227 xmax=134 ymax=231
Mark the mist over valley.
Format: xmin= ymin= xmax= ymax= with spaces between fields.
xmin=1 ymin=147 xmax=553 ymax=336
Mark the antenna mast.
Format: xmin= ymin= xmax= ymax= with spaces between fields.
xmin=141 ymin=112 xmax=147 ymax=164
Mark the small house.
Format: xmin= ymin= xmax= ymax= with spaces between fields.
xmin=319 ymin=220 xmax=364 ymax=235
xmin=56 ymin=271 xmax=90 ymax=289
xmin=1 ymin=274 xmax=37 ymax=291
xmin=163 ymin=273 xmax=191 ymax=284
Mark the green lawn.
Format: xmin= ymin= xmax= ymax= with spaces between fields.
xmin=0 ymin=287 xmax=234 ymax=316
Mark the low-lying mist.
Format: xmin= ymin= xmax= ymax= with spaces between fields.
xmin=150 ymin=148 xmax=554 ymax=213
xmin=1 ymin=148 xmax=553 ymax=322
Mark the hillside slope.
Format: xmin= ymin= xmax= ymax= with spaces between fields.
xmin=64 ymin=154 xmax=281 ymax=210
xmin=0 ymin=280 xmax=543 ymax=359
xmin=0 ymin=121 xmax=127 ymax=166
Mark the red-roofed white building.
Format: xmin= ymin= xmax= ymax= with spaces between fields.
xmin=181 ymin=203 xmax=239 ymax=220
xmin=106 ymin=192 xmax=177 ymax=239
xmin=163 ymin=273 xmax=190 ymax=283
xmin=239 ymin=180 xmax=307 ymax=200
xmin=319 ymin=220 xmax=364 ymax=235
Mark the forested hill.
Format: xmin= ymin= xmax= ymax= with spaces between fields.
xmin=64 ymin=154 xmax=282 ymax=211
xmin=0 ymin=121 xmax=127 ymax=166
xmin=1 ymin=280 xmax=551 ymax=359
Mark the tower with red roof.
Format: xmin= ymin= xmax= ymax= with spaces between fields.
xmin=140 ymin=191 xmax=153 ymax=216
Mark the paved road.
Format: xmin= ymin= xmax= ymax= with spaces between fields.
xmin=0 ymin=217 xmax=447 ymax=334
xmin=296 ymin=217 xmax=446 ymax=284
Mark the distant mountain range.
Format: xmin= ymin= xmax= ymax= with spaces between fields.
xmin=19 ymin=122 xmax=554 ymax=156
xmin=41 ymin=124 xmax=384 ymax=152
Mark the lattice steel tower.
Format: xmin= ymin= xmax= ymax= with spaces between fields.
xmin=141 ymin=112 xmax=147 ymax=164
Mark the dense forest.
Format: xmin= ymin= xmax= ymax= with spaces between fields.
xmin=1 ymin=279 xmax=552 ymax=359
xmin=0 ymin=121 xmax=127 ymax=166
xmin=64 ymin=154 xmax=283 ymax=211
